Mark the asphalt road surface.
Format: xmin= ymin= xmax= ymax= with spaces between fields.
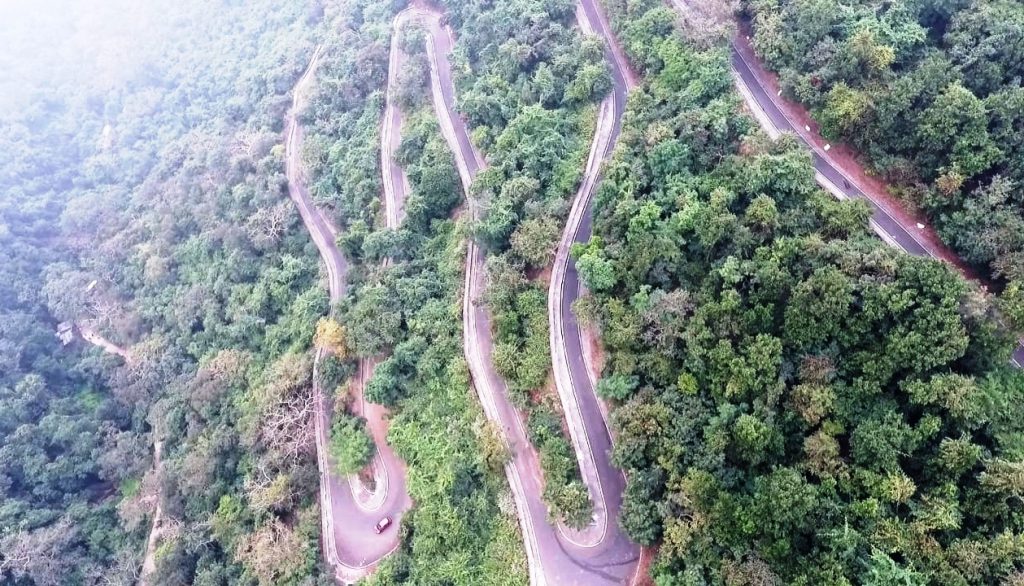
xmin=546 ymin=0 xmax=645 ymax=581
xmin=285 ymin=47 xmax=411 ymax=584
xmin=403 ymin=4 xmax=643 ymax=584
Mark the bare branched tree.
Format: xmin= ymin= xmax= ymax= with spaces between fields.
xmin=244 ymin=460 xmax=297 ymax=513
xmin=80 ymin=547 xmax=141 ymax=586
xmin=246 ymin=201 xmax=294 ymax=247
xmin=258 ymin=386 xmax=316 ymax=462
xmin=232 ymin=128 xmax=262 ymax=160
xmin=0 ymin=517 xmax=76 ymax=586
xmin=234 ymin=520 xmax=307 ymax=586
xmin=252 ymin=353 xmax=316 ymax=463
xmin=679 ymin=0 xmax=738 ymax=49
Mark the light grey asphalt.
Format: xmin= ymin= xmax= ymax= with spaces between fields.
xmin=414 ymin=4 xmax=643 ymax=583
xmin=284 ymin=51 xmax=410 ymax=579
xmin=550 ymin=0 xmax=645 ymax=580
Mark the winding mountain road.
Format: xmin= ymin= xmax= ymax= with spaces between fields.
xmin=284 ymin=44 xmax=411 ymax=584
xmin=391 ymin=4 xmax=642 ymax=584
xmin=668 ymin=0 xmax=1024 ymax=369
xmin=546 ymin=0 xmax=645 ymax=579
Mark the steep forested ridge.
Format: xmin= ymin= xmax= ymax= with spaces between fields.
xmin=0 ymin=0 xmax=562 ymax=581
xmin=588 ymin=0 xmax=1024 ymax=583
xmin=743 ymin=0 xmax=1024 ymax=301
xmin=1 ymin=0 xmax=337 ymax=583
xmin=309 ymin=0 xmax=616 ymax=527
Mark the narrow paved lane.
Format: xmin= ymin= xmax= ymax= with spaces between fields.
xmin=547 ymin=0 xmax=643 ymax=575
xmin=668 ymin=0 xmax=1024 ymax=368
xmin=284 ymin=45 xmax=411 ymax=584
xmin=381 ymin=25 xmax=410 ymax=229
xmin=407 ymin=5 xmax=642 ymax=584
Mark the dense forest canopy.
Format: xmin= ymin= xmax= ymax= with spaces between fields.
xmin=592 ymin=0 xmax=1024 ymax=583
xmin=1 ymin=0 xmax=334 ymax=583
xmin=743 ymin=0 xmax=1024 ymax=297
xmin=2 ymin=0 xmax=1024 ymax=583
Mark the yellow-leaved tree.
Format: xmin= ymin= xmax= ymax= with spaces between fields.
xmin=313 ymin=318 xmax=348 ymax=359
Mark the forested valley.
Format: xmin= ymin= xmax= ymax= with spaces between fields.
xmin=1 ymin=0 xmax=605 ymax=582
xmin=3 ymin=0 xmax=1024 ymax=584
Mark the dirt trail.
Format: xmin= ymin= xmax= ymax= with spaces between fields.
xmin=138 ymin=440 xmax=163 ymax=585
xmin=77 ymin=323 xmax=130 ymax=360
xmin=72 ymin=325 xmax=164 ymax=586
